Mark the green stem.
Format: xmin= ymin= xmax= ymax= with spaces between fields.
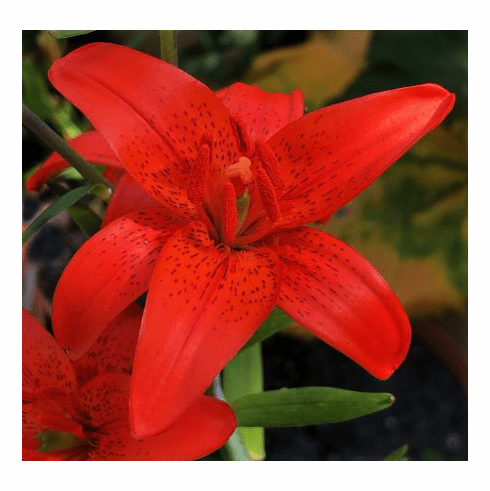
xmin=212 ymin=376 xmax=252 ymax=461
xmin=159 ymin=30 xmax=178 ymax=66
xmin=22 ymin=104 xmax=113 ymax=191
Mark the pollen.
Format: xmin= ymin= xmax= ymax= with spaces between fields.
xmin=222 ymin=180 xmax=238 ymax=244
xmin=256 ymin=140 xmax=282 ymax=189
xmin=230 ymin=115 xmax=253 ymax=156
xmin=256 ymin=166 xmax=281 ymax=223
xmin=187 ymin=135 xmax=212 ymax=203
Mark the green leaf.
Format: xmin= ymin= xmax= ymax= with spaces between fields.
xmin=223 ymin=344 xmax=265 ymax=460
xmin=231 ymin=387 xmax=395 ymax=427
xmin=49 ymin=30 xmax=95 ymax=39
xmin=23 ymin=184 xmax=95 ymax=245
xmin=241 ymin=308 xmax=291 ymax=350
xmin=67 ymin=203 xmax=102 ymax=238
xmin=383 ymin=444 xmax=409 ymax=461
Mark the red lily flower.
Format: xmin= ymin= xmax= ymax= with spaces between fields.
xmin=40 ymin=43 xmax=454 ymax=438
xmin=22 ymin=306 xmax=236 ymax=460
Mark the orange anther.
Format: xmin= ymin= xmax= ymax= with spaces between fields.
xmin=222 ymin=180 xmax=238 ymax=244
xmin=230 ymin=115 xmax=253 ymax=156
xmin=187 ymin=137 xmax=212 ymax=203
xmin=256 ymin=140 xmax=282 ymax=189
xmin=256 ymin=166 xmax=281 ymax=223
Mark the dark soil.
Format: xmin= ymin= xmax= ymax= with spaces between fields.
xmin=262 ymin=332 xmax=468 ymax=461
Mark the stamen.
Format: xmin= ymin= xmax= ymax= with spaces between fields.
xmin=187 ymin=135 xmax=212 ymax=203
xmin=256 ymin=166 xmax=281 ymax=223
xmin=222 ymin=179 xmax=238 ymax=244
xmin=230 ymin=115 xmax=253 ymax=156
xmin=256 ymin=139 xmax=282 ymax=189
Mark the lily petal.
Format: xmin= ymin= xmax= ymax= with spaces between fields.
xmin=52 ymin=209 xmax=186 ymax=360
xmin=25 ymin=131 xmax=122 ymax=191
xmin=274 ymin=227 xmax=411 ymax=380
xmin=77 ymin=373 xmax=130 ymax=428
xmin=102 ymin=173 xmax=173 ymax=227
xmin=48 ymin=42 xmax=241 ymax=213
xmin=22 ymin=396 xmax=85 ymax=447
xmin=90 ymin=396 xmax=236 ymax=461
xmin=268 ymin=84 xmax=455 ymax=227
xmin=22 ymin=309 xmax=77 ymax=401
xmin=73 ymin=303 xmax=143 ymax=386
xmin=217 ymin=82 xmax=304 ymax=140
xmin=22 ymin=448 xmax=62 ymax=460
xmin=130 ymin=221 xmax=281 ymax=437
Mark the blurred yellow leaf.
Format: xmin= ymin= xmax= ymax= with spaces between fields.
xmin=245 ymin=31 xmax=372 ymax=110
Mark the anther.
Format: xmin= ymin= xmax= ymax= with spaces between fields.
xmin=230 ymin=115 xmax=253 ymax=156
xmin=187 ymin=135 xmax=212 ymax=203
xmin=256 ymin=166 xmax=281 ymax=223
xmin=256 ymin=139 xmax=282 ymax=189
xmin=222 ymin=180 xmax=238 ymax=244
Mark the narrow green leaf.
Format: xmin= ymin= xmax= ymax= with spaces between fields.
xmin=23 ymin=184 xmax=95 ymax=245
xmin=223 ymin=344 xmax=265 ymax=460
xmin=231 ymin=387 xmax=395 ymax=427
xmin=241 ymin=308 xmax=291 ymax=350
xmin=49 ymin=30 xmax=95 ymax=39
xmin=67 ymin=203 xmax=102 ymax=238
xmin=383 ymin=444 xmax=409 ymax=461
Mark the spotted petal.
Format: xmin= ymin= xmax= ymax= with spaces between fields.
xmin=274 ymin=227 xmax=411 ymax=380
xmin=52 ymin=209 xmax=186 ymax=360
xmin=90 ymin=395 xmax=236 ymax=461
xmin=101 ymin=173 xmax=171 ymax=227
xmin=130 ymin=221 xmax=281 ymax=437
xmin=217 ymin=82 xmax=304 ymax=141
xmin=25 ymin=131 xmax=122 ymax=191
xmin=268 ymin=84 xmax=455 ymax=227
xmin=48 ymin=42 xmax=241 ymax=215
xmin=73 ymin=303 xmax=143 ymax=386
xmin=22 ymin=309 xmax=77 ymax=401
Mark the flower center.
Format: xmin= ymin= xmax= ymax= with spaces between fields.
xmin=186 ymin=132 xmax=283 ymax=247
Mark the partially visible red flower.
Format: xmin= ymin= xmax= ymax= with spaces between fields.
xmin=25 ymin=131 xmax=125 ymax=191
xmin=22 ymin=307 xmax=236 ymax=460
xmin=31 ymin=43 xmax=455 ymax=438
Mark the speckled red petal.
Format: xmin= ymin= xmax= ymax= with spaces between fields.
xmin=25 ymin=131 xmax=122 ymax=191
xmin=77 ymin=373 xmax=130 ymax=429
xmin=22 ymin=309 xmax=77 ymax=401
xmin=73 ymin=303 xmax=143 ymax=386
xmin=48 ymin=42 xmax=241 ymax=208
xmin=130 ymin=221 xmax=281 ymax=438
xmin=89 ymin=396 xmax=236 ymax=461
xmin=268 ymin=84 xmax=455 ymax=227
xmin=274 ymin=227 xmax=411 ymax=380
xmin=22 ymin=397 xmax=84 ymax=448
xmin=52 ymin=209 xmax=186 ymax=360
xmin=101 ymin=173 xmax=188 ymax=227
xmin=216 ymin=82 xmax=304 ymax=141
xmin=22 ymin=447 xmax=62 ymax=460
